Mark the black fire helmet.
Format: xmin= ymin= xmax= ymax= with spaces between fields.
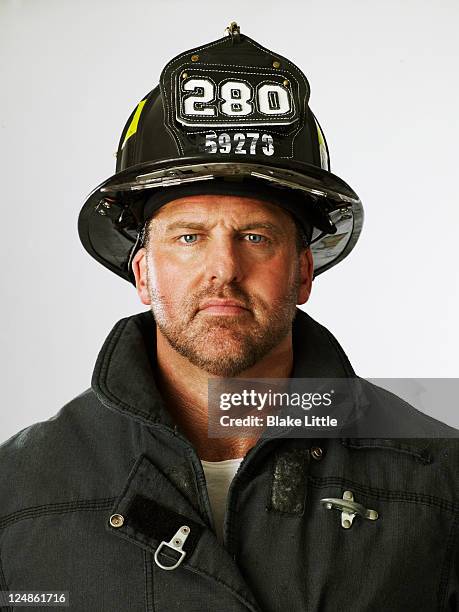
xmin=78 ymin=22 xmax=363 ymax=284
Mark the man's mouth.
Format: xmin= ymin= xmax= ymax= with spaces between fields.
xmin=198 ymin=299 xmax=250 ymax=316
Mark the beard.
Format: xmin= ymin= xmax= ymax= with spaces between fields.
xmin=147 ymin=266 xmax=301 ymax=377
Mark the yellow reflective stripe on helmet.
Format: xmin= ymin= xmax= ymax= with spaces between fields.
xmin=313 ymin=117 xmax=329 ymax=171
xmin=121 ymin=99 xmax=147 ymax=149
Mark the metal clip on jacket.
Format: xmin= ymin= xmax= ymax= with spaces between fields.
xmin=320 ymin=491 xmax=379 ymax=529
xmin=154 ymin=525 xmax=191 ymax=570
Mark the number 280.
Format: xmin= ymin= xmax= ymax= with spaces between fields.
xmin=183 ymin=79 xmax=291 ymax=117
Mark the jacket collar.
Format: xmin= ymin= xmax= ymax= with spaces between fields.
xmin=92 ymin=309 xmax=440 ymax=467
xmin=91 ymin=307 xmax=355 ymax=428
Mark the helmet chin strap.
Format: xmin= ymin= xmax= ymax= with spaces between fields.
xmin=126 ymin=223 xmax=147 ymax=285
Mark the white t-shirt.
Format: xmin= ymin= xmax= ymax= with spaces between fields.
xmin=201 ymin=458 xmax=243 ymax=544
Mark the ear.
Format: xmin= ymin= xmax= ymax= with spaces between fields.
xmin=131 ymin=247 xmax=151 ymax=305
xmin=296 ymin=248 xmax=314 ymax=305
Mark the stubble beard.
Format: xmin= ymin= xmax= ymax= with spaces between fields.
xmin=147 ymin=268 xmax=301 ymax=377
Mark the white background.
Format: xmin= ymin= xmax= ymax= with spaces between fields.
xmin=1 ymin=0 xmax=458 ymax=442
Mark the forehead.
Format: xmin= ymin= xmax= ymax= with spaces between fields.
xmin=149 ymin=194 xmax=295 ymax=226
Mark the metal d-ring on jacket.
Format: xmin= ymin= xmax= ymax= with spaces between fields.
xmin=0 ymin=309 xmax=457 ymax=611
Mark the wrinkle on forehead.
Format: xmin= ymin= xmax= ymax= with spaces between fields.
xmin=149 ymin=194 xmax=296 ymax=235
xmin=164 ymin=220 xmax=283 ymax=234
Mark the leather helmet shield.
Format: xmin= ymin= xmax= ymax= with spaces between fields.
xmin=78 ymin=27 xmax=363 ymax=283
xmin=160 ymin=34 xmax=310 ymax=161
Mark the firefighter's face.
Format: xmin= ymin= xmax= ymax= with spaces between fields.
xmin=132 ymin=195 xmax=313 ymax=376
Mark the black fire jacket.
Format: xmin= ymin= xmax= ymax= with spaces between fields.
xmin=0 ymin=309 xmax=457 ymax=611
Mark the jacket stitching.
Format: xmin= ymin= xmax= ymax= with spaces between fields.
xmin=318 ymin=323 xmax=355 ymax=377
xmin=114 ymin=454 xmax=149 ymax=506
xmin=114 ymin=529 xmax=260 ymax=612
xmin=98 ymin=319 xmax=140 ymax=414
xmin=0 ymin=551 xmax=8 ymax=588
xmin=182 ymin=562 xmax=260 ymax=612
xmin=0 ymin=551 xmax=12 ymax=612
xmin=0 ymin=497 xmax=117 ymax=531
xmin=143 ymin=550 xmax=155 ymax=612
xmin=183 ymin=446 xmax=211 ymax=522
xmin=437 ymin=511 xmax=458 ymax=610
xmin=341 ymin=438 xmax=432 ymax=464
xmin=96 ymin=318 xmax=162 ymax=424
xmin=309 ymin=477 xmax=457 ymax=513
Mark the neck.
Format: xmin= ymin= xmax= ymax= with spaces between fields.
xmin=154 ymin=327 xmax=294 ymax=461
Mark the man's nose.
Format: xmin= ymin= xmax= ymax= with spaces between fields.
xmin=204 ymin=235 xmax=244 ymax=286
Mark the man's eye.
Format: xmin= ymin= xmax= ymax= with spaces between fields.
xmin=243 ymin=233 xmax=267 ymax=244
xmin=178 ymin=234 xmax=199 ymax=244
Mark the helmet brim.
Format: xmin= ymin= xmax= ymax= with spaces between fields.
xmin=78 ymin=156 xmax=363 ymax=283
